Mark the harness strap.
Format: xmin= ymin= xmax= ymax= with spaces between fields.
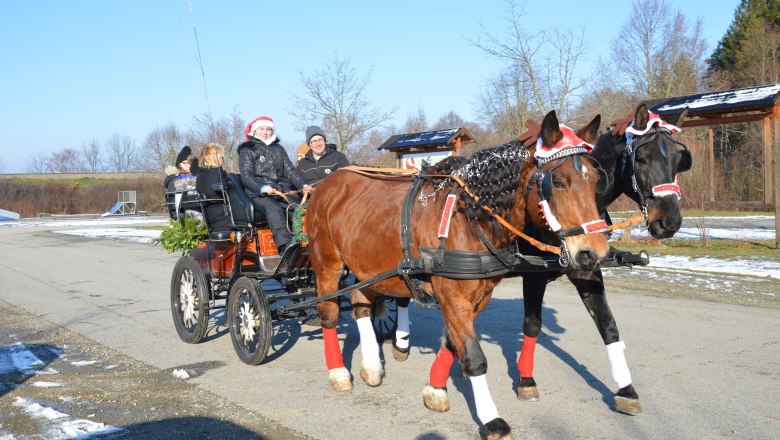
xmin=399 ymin=177 xmax=435 ymax=304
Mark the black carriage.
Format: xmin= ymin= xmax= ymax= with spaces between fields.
xmin=164 ymin=174 xmax=397 ymax=365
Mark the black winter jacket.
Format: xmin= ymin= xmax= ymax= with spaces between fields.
xmin=195 ymin=167 xmax=232 ymax=232
xmin=297 ymin=144 xmax=350 ymax=184
xmin=238 ymin=137 xmax=306 ymax=198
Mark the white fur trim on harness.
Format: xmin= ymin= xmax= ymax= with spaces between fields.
xmin=539 ymin=200 xmax=561 ymax=232
xmin=357 ymin=317 xmax=381 ymax=364
xmin=469 ymin=374 xmax=500 ymax=425
xmin=606 ymin=341 xmax=632 ymax=389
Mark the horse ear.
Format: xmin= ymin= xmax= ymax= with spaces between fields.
xmin=576 ymin=114 xmax=601 ymax=143
xmin=634 ymin=104 xmax=650 ymax=131
xmin=677 ymin=146 xmax=692 ymax=173
xmin=667 ymin=107 xmax=689 ymax=128
xmin=540 ymin=110 xmax=562 ymax=147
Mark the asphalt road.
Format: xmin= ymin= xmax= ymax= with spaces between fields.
xmin=0 ymin=225 xmax=778 ymax=439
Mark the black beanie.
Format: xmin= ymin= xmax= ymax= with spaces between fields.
xmin=175 ymin=146 xmax=192 ymax=166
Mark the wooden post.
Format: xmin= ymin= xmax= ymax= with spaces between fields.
xmin=708 ymin=127 xmax=715 ymax=202
xmin=763 ymin=117 xmax=773 ymax=204
xmin=773 ymin=112 xmax=780 ymax=248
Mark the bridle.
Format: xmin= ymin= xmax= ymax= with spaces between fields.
xmin=526 ymin=146 xmax=609 ymax=266
xmin=622 ymin=126 xmax=689 ymax=216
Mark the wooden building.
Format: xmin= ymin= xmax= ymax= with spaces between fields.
xmin=377 ymin=128 xmax=475 ymax=170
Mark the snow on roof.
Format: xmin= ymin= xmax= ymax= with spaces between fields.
xmin=378 ymin=128 xmax=462 ymax=150
xmin=651 ymin=84 xmax=780 ymax=114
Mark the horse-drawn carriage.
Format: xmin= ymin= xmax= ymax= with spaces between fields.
xmin=162 ymin=107 xmax=688 ymax=439
xmin=164 ymin=173 xmax=399 ymax=365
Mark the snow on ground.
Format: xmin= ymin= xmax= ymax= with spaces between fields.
xmin=0 ymin=343 xmax=123 ymax=439
xmin=1 ymin=215 xmax=777 ymax=279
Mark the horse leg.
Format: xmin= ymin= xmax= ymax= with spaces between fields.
xmin=352 ymin=289 xmax=383 ymax=387
xmin=517 ymin=273 xmax=548 ymax=401
xmin=317 ymin=266 xmax=352 ymax=391
xmin=422 ymin=330 xmax=458 ymax=412
xmin=426 ymin=285 xmax=512 ymax=439
xmin=569 ymin=270 xmax=642 ymax=415
xmin=392 ymin=297 xmax=411 ymax=361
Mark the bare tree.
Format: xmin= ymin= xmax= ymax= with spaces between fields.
xmin=105 ymin=133 xmax=137 ymax=172
xmin=599 ymin=0 xmax=707 ymax=99
xmin=26 ymin=152 xmax=48 ymax=174
xmin=81 ymin=138 xmax=103 ymax=173
xmin=189 ymin=108 xmax=245 ymax=172
xmin=141 ymin=123 xmax=186 ymax=172
xmin=288 ymin=54 xmax=397 ymax=153
xmin=403 ymin=107 xmax=429 ymax=133
xmin=472 ymin=0 xmax=589 ymax=134
xmin=47 ymin=148 xmax=84 ymax=173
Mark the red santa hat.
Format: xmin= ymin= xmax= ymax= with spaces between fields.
xmin=244 ymin=116 xmax=275 ymax=140
xmin=625 ymin=111 xmax=681 ymax=137
xmin=534 ymin=124 xmax=593 ymax=161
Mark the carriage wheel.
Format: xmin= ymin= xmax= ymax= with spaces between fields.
xmin=227 ymin=277 xmax=272 ymax=365
xmin=170 ymin=256 xmax=210 ymax=344
xmin=371 ymin=296 xmax=399 ymax=343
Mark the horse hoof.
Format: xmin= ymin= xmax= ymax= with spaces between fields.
xmin=517 ymin=385 xmax=540 ymax=401
xmin=422 ymin=384 xmax=450 ymax=412
xmin=392 ymin=343 xmax=410 ymax=362
xmin=328 ymin=367 xmax=353 ymax=391
xmin=359 ymin=361 xmax=383 ymax=387
xmin=615 ymin=395 xmax=642 ymax=415
xmin=482 ymin=417 xmax=513 ymax=440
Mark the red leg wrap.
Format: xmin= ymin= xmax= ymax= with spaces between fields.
xmin=518 ymin=335 xmax=538 ymax=377
xmin=323 ymin=327 xmax=344 ymax=370
xmin=429 ymin=347 xmax=456 ymax=388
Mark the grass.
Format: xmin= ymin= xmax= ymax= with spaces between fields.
xmin=612 ymin=238 xmax=780 ymax=260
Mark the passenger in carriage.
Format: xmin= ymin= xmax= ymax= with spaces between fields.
xmin=166 ymin=145 xmax=198 ymax=192
xmin=296 ymin=125 xmax=350 ymax=184
xmin=195 ymin=143 xmax=232 ymax=232
xmin=166 ymin=145 xmax=202 ymax=221
xmin=238 ymin=115 xmax=312 ymax=253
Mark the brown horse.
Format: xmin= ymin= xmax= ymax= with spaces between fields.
xmin=306 ymin=111 xmax=610 ymax=439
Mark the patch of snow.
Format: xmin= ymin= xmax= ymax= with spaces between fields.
xmin=172 ymin=368 xmax=191 ymax=380
xmin=11 ymin=397 xmax=122 ymax=439
xmin=104 ymin=364 xmax=119 ymax=370
xmin=0 ymin=217 xmax=167 ymax=228
xmin=70 ymin=360 xmax=98 ymax=367
xmin=648 ymin=255 xmax=779 ymax=279
xmin=0 ymin=343 xmax=46 ymax=374
xmin=54 ymin=227 xmax=161 ymax=244
xmin=13 ymin=397 xmax=67 ymax=420
xmin=31 ymin=381 xmax=64 ymax=387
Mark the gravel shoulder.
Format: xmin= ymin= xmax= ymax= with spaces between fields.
xmin=0 ymin=298 xmax=312 ymax=440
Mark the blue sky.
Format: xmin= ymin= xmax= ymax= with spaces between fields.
xmin=0 ymin=1 xmax=739 ymax=173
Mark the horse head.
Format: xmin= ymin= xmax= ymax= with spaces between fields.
xmin=613 ymin=104 xmax=692 ymax=239
xmin=522 ymin=110 xmax=610 ymax=271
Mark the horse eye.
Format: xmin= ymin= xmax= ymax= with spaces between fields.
xmin=635 ymin=157 xmax=647 ymax=165
xmin=553 ymin=179 xmax=565 ymax=189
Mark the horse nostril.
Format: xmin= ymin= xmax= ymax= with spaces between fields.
xmin=650 ymin=218 xmax=679 ymax=239
xmin=575 ymin=249 xmax=596 ymax=270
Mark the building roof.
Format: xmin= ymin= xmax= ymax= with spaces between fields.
xmin=643 ymin=84 xmax=780 ymax=127
xmin=377 ymin=127 xmax=475 ymax=151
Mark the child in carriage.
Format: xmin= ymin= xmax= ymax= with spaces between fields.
xmin=195 ymin=143 xmax=232 ymax=232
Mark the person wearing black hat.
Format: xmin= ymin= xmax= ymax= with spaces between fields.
xmin=165 ymin=146 xmax=198 ymax=191
xmin=296 ymin=126 xmax=350 ymax=184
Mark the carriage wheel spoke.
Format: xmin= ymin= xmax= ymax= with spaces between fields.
xmin=179 ymin=270 xmax=198 ymax=329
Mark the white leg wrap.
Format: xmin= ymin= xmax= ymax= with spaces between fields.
xmin=356 ymin=317 xmax=381 ymax=364
xmin=395 ymin=306 xmax=410 ymax=349
xmin=328 ymin=367 xmax=350 ymax=383
xmin=469 ymin=374 xmax=500 ymax=425
xmin=606 ymin=341 xmax=632 ymax=389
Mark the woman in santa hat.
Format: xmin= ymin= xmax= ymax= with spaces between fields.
xmin=238 ymin=116 xmax=311 ymax=253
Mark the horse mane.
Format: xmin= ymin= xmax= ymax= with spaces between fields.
xmin=428 ymin=140 xmax=529 ymax=222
